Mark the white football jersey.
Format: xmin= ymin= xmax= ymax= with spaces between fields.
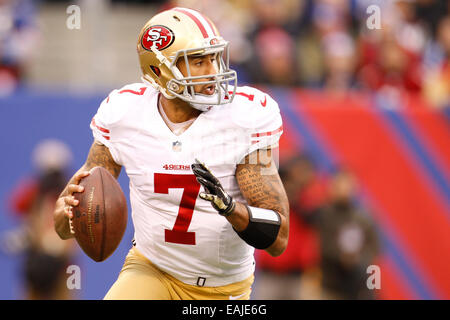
xmin=90 ymin=83 xmax=283 ymax=287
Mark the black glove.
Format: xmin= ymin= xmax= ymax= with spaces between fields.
xmin=191 ymin=159 xmax=236 ymax=217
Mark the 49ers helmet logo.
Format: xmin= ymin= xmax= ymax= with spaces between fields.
xmin=141 ymin=25 xmax=175 ymax=51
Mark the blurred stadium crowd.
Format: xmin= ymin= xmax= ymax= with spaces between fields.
xmin=0 ymin=0 xmax=449 ymax=300
xmin=1 ymin=0 xmax=450 ymax=109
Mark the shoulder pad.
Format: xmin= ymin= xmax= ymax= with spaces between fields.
xmin=97 ymin=83 xmax=154 ymax=126
xmin=229 ymin=86 xmax=280 ymax=129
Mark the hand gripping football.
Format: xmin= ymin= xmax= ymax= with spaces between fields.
xmin=72 ymin=167 xmax=128 ymax=262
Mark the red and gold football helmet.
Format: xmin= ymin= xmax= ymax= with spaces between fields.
xmin=137 ymin=7 xmax=237 ymax=111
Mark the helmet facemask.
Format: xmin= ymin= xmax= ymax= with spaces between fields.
xmin=145 ymin=41 xmax=237 ymax=112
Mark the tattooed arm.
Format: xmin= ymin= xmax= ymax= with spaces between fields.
xmin=229 ymin=149 xmax=289 ymax=257
xmin=54 ymin=141 xmax=122 ymax=239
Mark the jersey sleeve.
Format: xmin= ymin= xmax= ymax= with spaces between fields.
xmin=90 ymin=97 xmax=112 ymax=146
xmin=90 ymin=85 xmax=141 ymax=166
xmin=232 ymin=87 xmax=283 ymax=158
xmin=90 ymin=95 xmax=122 ymax=165
xmin=247 ymin=97 xmax=283 ymax=154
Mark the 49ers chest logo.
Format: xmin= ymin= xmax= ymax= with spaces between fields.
xmin=141 ymin=25 xmax=175 ymax=51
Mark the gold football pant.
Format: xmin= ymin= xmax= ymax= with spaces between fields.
xmin=104 ymin=247 xmax=254 ymax=300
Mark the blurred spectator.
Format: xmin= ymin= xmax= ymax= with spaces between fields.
xmin=415 ymin=0 xmax=450 ymax=37
xmin=3 ymin=139 xmax=78 ymax=299
xmin=311 ymin=0 xmax=352 ymax=37
xmin=309 ymin=169 xmax=380 ymax=300
xmin=423 ymin=15 xmax=450 ymax=109
xmin=239 ymin=0 xmax=307 ymax=86
xmin=297 ymin=0 xmax=353 ymax=87
xmin=321 ymin=31 xmax=358 ymax=94
xmin=357 ymin=31 xmax=422 ymax=95
xmin=391 ymin=0 xmax=428 ymax=57
xmin=248 ymin=27 xmax=301 ymax=86
xmin=249 ymin=0 xmax=307 ymax=35
xmin=253 ymin=154 xmax=325 ymax=300
xmin=0 ymin=0 xmax=39 ymax=96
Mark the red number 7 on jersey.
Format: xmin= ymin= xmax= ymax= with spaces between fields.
xmin=154 ymin=173 xmax=200 ymax=245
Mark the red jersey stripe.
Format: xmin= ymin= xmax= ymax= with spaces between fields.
xmin=91 ymin=118 xmax=110 ymax=134
xmin=251 ymin=125 xmax=283 ymax=138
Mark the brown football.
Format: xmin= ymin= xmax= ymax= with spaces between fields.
xmin=72 ymin=166 xmax=127 ymax=262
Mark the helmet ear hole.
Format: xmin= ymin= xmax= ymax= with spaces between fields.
xmin=150 ymin=66 xmax=161 ymax=77
xmin=173 ymin=15 xmax=180 ymax=22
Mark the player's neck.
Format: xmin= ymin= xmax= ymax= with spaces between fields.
xmin=159 ymin=95 xmax=201 ymax=123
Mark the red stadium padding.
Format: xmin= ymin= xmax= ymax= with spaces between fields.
xmin=405 ymin=108 xmax=450 ymax=183
xmin=278 ymin=120 xmax=304 ymax=162
xmin=290 ymin=89 xmax=450 ymax=299
xmin=376 ymin=257 xmax=418 ymax=300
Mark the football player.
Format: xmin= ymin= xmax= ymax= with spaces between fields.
xmin=54 ymin=7 xmax=289 ymax=300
